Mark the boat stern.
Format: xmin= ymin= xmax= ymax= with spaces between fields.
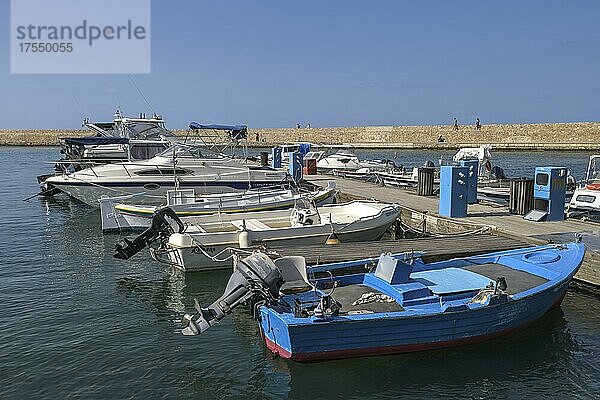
xmin=259 ymin=308 xmax=294 ymax=359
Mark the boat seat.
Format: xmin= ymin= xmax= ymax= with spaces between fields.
xmin=231 ymin=219 xmax=271 ymax=231
xmin=374 ymin=253 xmax=413 ymax=284
xmin=411 ymin=268 xmax=493 ymax=295
xmin=274 ymin=256 xmax=313 ymax=294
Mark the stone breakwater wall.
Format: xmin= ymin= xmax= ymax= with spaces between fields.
xmin=250 ymin=122 xmax=600 ymax=150
xmin=0 ymin=130 xmax=89 ymax=146
xmin=1 ymin=122 xmax=599 ymax=150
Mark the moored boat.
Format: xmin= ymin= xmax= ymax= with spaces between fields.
xmin=567 ymin=155 xmax=600 ymax=222
xmin=99 ymin=182 xmax=337 ymax=232
xmin=181 ymin=241 xmax=585 ymax=362
xmin=304 ymin=148 xmax=398 ymax=173
xmin=113 ymin=200 xmax=401 ymax=271
xmin=44 ymin=143 xmax=290 ymax=207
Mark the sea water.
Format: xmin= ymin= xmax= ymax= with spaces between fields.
xmin=0 ymin=147 xmax=598 ymax=399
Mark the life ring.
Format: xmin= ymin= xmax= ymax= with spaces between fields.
xmin=485 ymin=160 xmax=492 ymax=172
xmin=586 ymin=183 xmax=600 ymax=191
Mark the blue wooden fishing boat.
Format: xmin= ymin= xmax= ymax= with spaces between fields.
xmin=181 ymin=242 xmax=585 ymax=362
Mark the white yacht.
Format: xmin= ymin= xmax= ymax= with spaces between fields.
xmin=44 ymin=143 xmax=291 ymax=207
xmin=60 ymin=110 xmax=176 ymax=165
xmin=38 ymin=110 xmax=177 ymax=195
xmin=567 ymin=155 xmax=600 ymax=222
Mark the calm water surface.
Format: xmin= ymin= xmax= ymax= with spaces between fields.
xmin=0 ymin=147 xmax=598 ymax=399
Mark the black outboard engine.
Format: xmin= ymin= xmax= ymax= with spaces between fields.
xmin=113 ymin=207 xmax=184 ymax=260
xmin=182 ymin=253 xmax=283 ymax=335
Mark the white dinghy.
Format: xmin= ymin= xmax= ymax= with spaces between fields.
xmin=99 ymin=182 xmax=337 ymax=232
xmin=113 ymin=200 xmax=401 ymax=272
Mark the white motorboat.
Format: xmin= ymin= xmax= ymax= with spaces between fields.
xmin=567 ymin=155 xmax=600 ymax=222
xmin=305 ymin=150 xmax=363 ymax=171
xmin=99 ymin=181 xmax=337 ymax=231
xmin=113 ymin=200 xmax=401 ymax=272
xmin=452 ymin=144 xmax=493 ymax=176
xmin=304 ymin=148 xmax=397 ymax=173
xmin=37 ymin=110 xmax=176 ymax=195
xmin=44 ymin=143 xmax=291 ymax=207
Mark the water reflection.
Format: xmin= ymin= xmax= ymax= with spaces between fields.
xmin=115 ymin=268 xmax=188 ymax=316
xmin=276 ymin=308 xmax=576 ymax=399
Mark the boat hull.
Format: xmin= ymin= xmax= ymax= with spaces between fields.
xmin=567 ymin=186 xmax=600 ymax=222
xmin=260 ymin=275 xmax=574 ymax=362
xmin=166 ymin=222 xmax=393 ymax=272
xmin=49 ymin=179 xmax=285 ymax=207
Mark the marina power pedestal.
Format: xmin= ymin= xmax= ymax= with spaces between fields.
xmin=298 ymin=143 xmax=311 ymax=157
xmin=289 ymin=152 xmax=304 ymax=182
xmin=439 ymin=165 xmax=468 ymax=218
xmin=271 ymin=147 xmax=282 ymax=169
xmin=524 ymin=167 xmax=567 ymax=222
xmin=460 ymin=160 xmax=479 ymax=204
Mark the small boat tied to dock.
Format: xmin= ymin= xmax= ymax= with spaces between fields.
xmin=99 ymin=181 xmax=337 ymax=232
xmin=113 ymin=200 xmax=402 ymax=271
xmin=567 ymin=155 xmax=600 ymax=223
xmin=180 ymin=240 xmax=585 ymax=362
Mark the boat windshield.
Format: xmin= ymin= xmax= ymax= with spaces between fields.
xmin=589 ymin=156 xmax=600 ymax=183
xmin=157 ymin=144 xmax=222 ymax=159
xmin=304 ymin=151 xmax=324 ymax=160
xmin=122 ymin=121 xmax=174 ymax=139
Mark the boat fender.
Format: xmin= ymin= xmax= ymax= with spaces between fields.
xmin=238 ymin=221 xmax=252 ymax=248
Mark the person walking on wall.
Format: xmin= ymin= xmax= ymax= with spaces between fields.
xmin=453 ymin=118 xmax=459 ymax=131
xmin=476 ymin=118 xmax=481 ymax=130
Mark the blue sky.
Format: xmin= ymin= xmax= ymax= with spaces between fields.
xmin=1 ymin=1 xmax=599 ymax=129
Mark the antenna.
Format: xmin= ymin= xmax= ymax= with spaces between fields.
xmin=127 ymin=74 xmax=156 ymax=116
xmin=71 ymin=94 xmax=87 ymax=120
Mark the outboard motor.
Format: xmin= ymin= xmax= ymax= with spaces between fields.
xmin=182 ymin=253 xmax=283 ymax=335
xmin=113 ymin=207 xmax=184 ymax=260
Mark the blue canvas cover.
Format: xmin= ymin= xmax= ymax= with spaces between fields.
xmin=62 ymin=137 xmax=129 ymax=146
xmin=188 ymin=122 xmax=247 ymax=132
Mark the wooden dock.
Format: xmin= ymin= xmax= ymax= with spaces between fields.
xmin=270 ymin=234 xmax=528 ymax=265
xmin=305 ymin=175 xmax=600 ymax=287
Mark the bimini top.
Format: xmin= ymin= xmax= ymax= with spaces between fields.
xmin=189 ymin=122 xmax=247 ymax=133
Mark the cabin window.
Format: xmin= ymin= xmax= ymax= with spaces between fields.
xmin=576 ymin=194 xmax=596 ymax=203
xmin=135 ymin=168 xmax=190 ymax=176
xmin=129 ymin=144 xmax=169 ymax=160
xmin=536 ymin=173 xmax=549 ymax=186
